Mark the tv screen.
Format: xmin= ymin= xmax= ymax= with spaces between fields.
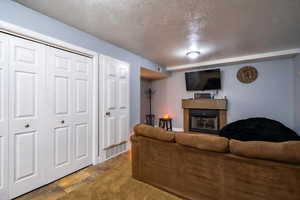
xmin=185 ymin=69 xmax=221 ymax=91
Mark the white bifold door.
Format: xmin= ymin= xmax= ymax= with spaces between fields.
xmin=46 ymin=47 xmax=93 ymax=183
xmin=8 ymin=36 xmax=47 ymax=198
xmin=0 ymin=33 xmax=9 ymax=200
xmin=102 ymin=56 xmax=130 ymax=150
xmin=0 ymin=33 xmax=93 ymax=199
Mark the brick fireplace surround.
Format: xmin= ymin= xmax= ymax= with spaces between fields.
xmin=182 ymin=99 xmax=228 ymax=134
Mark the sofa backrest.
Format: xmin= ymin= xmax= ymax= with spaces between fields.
xmin=230 ymin=139 xmax=300 ymax=164
xmin=175 ymin=133 xmax=229 ymax=153
xmin=134 ymin=124 xmax=175 ymax=142
xmin=134 ymin=124 xmax=300 ymax=164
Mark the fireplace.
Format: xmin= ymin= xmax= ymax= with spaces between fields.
xmin=182 ymin=99 xmax=227 ymax=134
xmin=189 ymin=109 xmax=219 ymax=134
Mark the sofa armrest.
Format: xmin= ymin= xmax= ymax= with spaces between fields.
xmin=131 ymin=135 xmax=141 ymax=180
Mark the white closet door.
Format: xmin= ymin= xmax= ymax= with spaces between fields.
xmin=46 ymin=48 xmax=73 ymax=181
xmin=0 ymin=33 xmax=9 ymax=199
xmin=103 ymin=56 xmax=129 ymax=149
xmin=46 ymin=47 xmax=92 ymax=182
xmin=117 ymin=64 xmax=129 ymax=144
xmin=8 ymin=36 xmax=47 ymax=199
xmin=72 ymin=53 xmax=93 ymax=171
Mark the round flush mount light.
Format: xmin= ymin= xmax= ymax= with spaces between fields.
xmin=186 ymin=51 xmax=201 ymax=59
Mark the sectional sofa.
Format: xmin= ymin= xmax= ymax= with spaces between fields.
xmin=131 ymin=124 xmax=300 ymax=200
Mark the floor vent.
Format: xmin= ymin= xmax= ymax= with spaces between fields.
xmin=105 ymin=142 xmax=127 ymax=159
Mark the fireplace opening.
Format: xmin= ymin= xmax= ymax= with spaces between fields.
xmin=189 ymin=109 xmax=219 ymax=134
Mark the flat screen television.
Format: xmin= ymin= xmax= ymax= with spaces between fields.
xmin=185 ymin=69 xmax=221 ymax=91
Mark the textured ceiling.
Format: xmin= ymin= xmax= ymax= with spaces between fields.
xmin=15 ymin=0 xmax=300 ymax=67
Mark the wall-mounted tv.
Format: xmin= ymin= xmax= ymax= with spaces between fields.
xmin=185 ymin=69 xmax=221 ymax=91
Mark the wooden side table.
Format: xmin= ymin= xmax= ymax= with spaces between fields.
xmin=159 ymin=118 xmax=172 ymax=131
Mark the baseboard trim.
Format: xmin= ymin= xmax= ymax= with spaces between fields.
xmin=173 ymin=128 xmax=184 ymax=132
xmin=104 ymin=150 xmax=129 ymax=162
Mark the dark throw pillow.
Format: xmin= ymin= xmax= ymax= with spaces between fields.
xmin=219 ymin=118 xmax=300 ymax=142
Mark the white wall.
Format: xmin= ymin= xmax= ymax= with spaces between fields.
xmin=295 ymin=55 xmax=300 ymax=134
xmin=152 ymin=58 xmax=296 ymax=132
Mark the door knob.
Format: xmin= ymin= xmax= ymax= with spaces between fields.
xmin=105 ymin=112 xmax=111 ymax=116
xmin=61 ymin=120 xmax=65 ymax=124
xmin=25 ymin=124 xmax=30 ymax=128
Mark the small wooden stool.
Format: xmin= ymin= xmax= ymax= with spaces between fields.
xmin=159 ymin=118 xmax=172 ymax=131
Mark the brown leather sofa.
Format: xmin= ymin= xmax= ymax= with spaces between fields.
xmin=131 ymin=124 xmax=300 ymax=200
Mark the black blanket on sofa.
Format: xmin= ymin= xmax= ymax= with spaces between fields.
xmin=219 ymin=118 xmax=300 ymax=142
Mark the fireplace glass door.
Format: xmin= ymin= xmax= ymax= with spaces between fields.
xmin=189 ymin=109 xmax=219 ymax=134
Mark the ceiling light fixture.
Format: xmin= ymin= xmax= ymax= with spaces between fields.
xmin=186 ymin=51 xmax=201 ymax=59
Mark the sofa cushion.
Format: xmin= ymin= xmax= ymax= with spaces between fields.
xmin=230 ymin=139 xmax=300 ymax=164
xmin=134 ymin=124 xmax=175 ymax=142
xmin=175 ymin=133 xmax=229 ymax=153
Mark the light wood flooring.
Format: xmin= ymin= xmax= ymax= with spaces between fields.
xmin=15 ymin=152 xmax=130 ymax=200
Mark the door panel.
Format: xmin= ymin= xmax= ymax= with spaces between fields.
xmin=55 ymin=55 xmax=71 ymax=71
xmin=55 ymin=76 xmax=69 ymax=115
xmin=46 ymin=48 xmax=74 ymax=181
xmin=54 ymin=126 xmax=71 ymax=167
xmin=75 ymin=60 xmax=88 ymax=74
xmin=119 ymin=67 xmax=128 ymax=79
xmin=118 ymin=115 xmax=128 ymax=143
xmin=107 ymin=79 xmax=117 ymax=110
xmin=75 ymin=79 xmax=88 ymax=113
xmin=119 ymin=79 xmax=128 ymax=109
xmin=72 ymin=54 xmax=92 ymax=170
xmin=14 ymin=71 xmax=37 ymax=118
xmin=14 ymin=131 xmax=37 ymax=182
xmin=9 ymin=35 xmax=46 ymax=199
xmin=14 ymin=46 xmax=36 ymax=66
xmin=46 ymin=48 xmax=92 ymax=182
xmin=75 ymin=123 xmax=88 ymax=160
xmin=103 ymin=56 xmax=130 ymax=149
xmin=108 ymin=117 xmax=117 ymax=148
xmin=0 ymin=33 xmax=8 ymax=199
xmin=107 ymin=60 xmax=117 ymax=76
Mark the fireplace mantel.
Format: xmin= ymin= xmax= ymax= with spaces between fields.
xmin=182 ymin=99 xmax=228 ymax=133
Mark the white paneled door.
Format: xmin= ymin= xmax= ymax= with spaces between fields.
xmin=102 ymin=56 xmax=129 ymax=150
xmin=0 ymin=33 xmax=9 ymax=199
xmin=0 ymin=31 xmax=95 ymax=199
xmin=46 ymin=47 xmax=93 ymax=182
xmin=72 ymin=53 xmax=93 ymax=170
xmin=8 ymin=36 xmax=47 ymax=199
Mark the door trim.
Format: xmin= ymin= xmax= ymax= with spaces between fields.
xmin=0 ymin=20 xmax=100 ymax=165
